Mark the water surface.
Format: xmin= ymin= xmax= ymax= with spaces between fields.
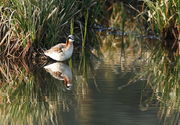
xmin=0 ymin=33 xmax=165 ymax=125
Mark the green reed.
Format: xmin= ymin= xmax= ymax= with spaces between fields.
xmin=82 ymin=9 xmax=89 ymax=48
xmin=0 ymin=0 xmax=100 ymax=58
xmin=68 ymin=18 xmax=74 ymax=68
xmin=134 ymin=42 xmax=180 ymax=125
xmin=143 ymin=0 xmax=179 ymax=40
xmin=0 ymin=0 xmax=77 ymax=57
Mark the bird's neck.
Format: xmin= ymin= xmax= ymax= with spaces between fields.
xmin=63 ymin=76 xmax=71 ymax=84
xmin=66 ymin=40 xmax=73 ymax=47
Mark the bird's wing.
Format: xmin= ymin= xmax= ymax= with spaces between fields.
xmin=53 ymin=71 xmax=64 ymax=80
xmin=46 ymin=43 xmax=66 ymax=53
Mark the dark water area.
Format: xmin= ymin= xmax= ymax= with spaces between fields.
xmin=1 ymin=31 xmax=179 ymax=125
xmin=42 ymin=54 xmax=160 ymax=125
xmin=1 ymin=33 xmax=180 ymax=125
xmin=0 ymin=44 xmax=161 ymax=125
xmin=61 ymin=60 xmax=160 ymax=125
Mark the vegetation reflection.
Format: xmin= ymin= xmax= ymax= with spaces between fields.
xmin=100 ymin=2 xmax=180 ymax=124
xmin=134 ymin=41 xmax=180 ymax=125
xmin=0 ymin=59 xmax=74 ymax=125
xmin=0 ymin=39 xmax=100 ymax=125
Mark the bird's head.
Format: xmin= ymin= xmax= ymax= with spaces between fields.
xmin=67 ymin=35 xmax=74 ymax=43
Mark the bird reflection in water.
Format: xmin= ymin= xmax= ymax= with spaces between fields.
xmin=44 ymin=62 xmax=73 ymax=90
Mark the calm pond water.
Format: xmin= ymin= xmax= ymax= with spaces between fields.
xmin=0 ymin=36 xmax=163 ymax=125
xmin=60 ymin=55 xmax=160 ymax=125
xmin=1 ymin=36 xmax=180 ymax=125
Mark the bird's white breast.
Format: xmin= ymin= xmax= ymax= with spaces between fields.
xmin=45 ymin=44 xmax=73 ymax=61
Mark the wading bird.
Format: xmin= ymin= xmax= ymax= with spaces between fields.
xmin=44 ymin=35 xmax=74 ymax=61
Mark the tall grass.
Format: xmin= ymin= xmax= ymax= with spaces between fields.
xmin=143 ymin=0 xmax=179 ymax=40
xmin=0 ymin=0 xmax=100 ymax=58
xmin=0 ymin=0 xmax=78 ymax=57
xmin=134 ymin=42 xmax=180 ymax=125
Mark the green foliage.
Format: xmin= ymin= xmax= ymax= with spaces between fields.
xmin=0 ymin=0 xmax=100 ymax=57
xmin=135 ymin=43 xmax=180 ymax=124
xmin=143 ymin=0 xmax=179 ymax=39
